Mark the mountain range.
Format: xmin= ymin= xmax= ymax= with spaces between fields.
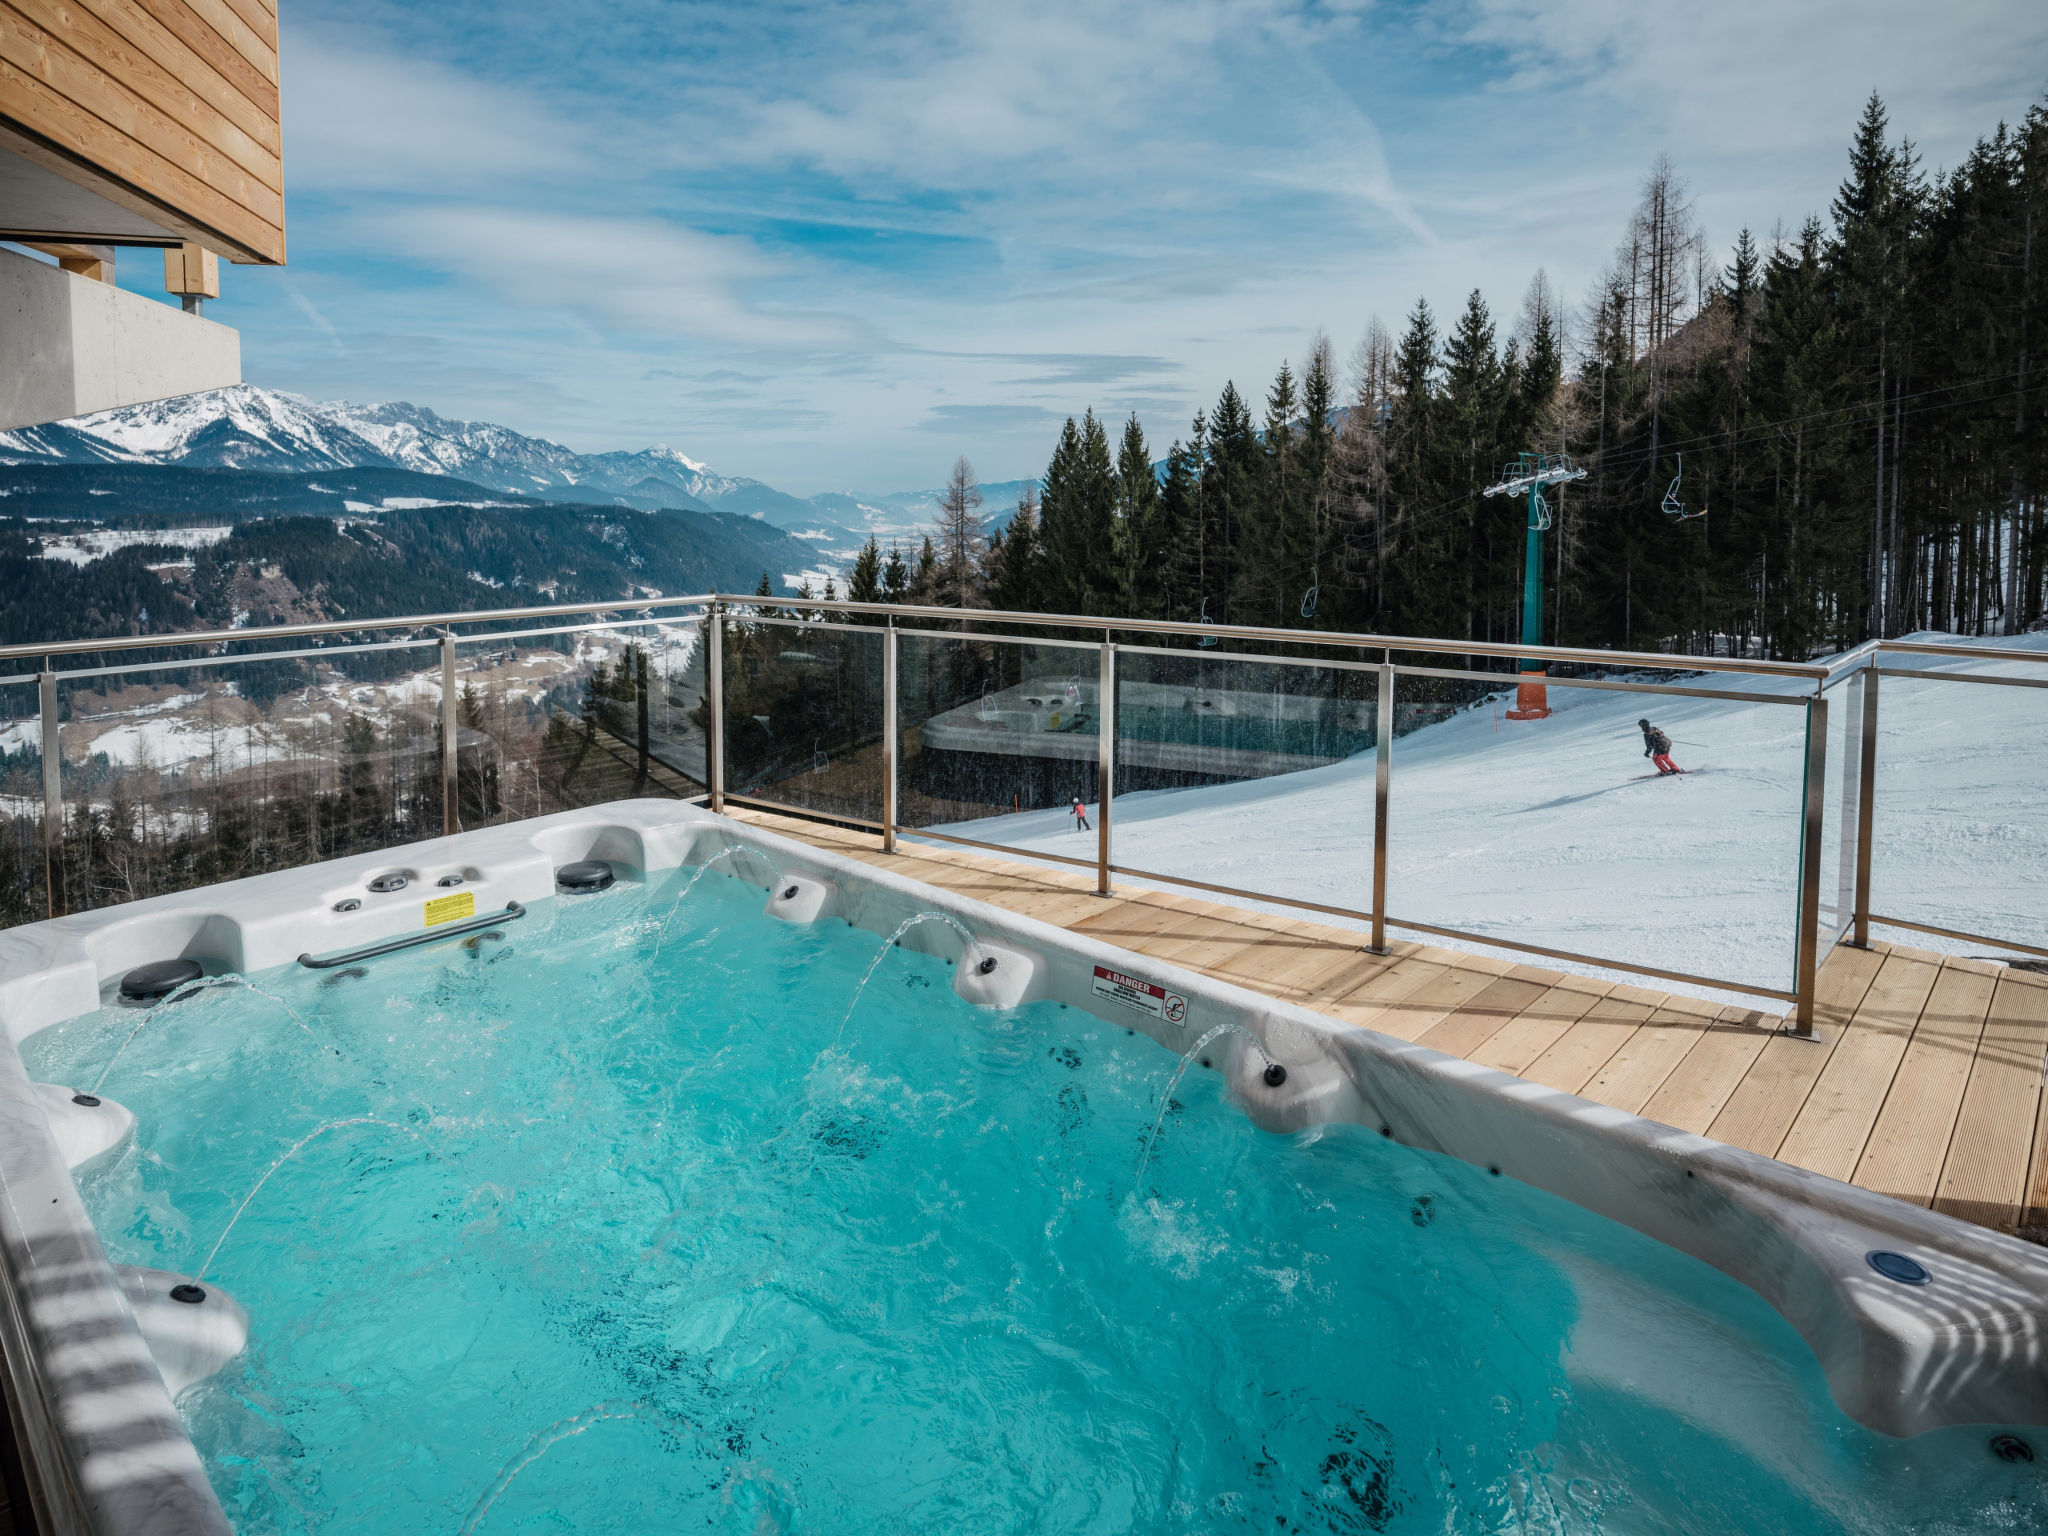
xmin=0 ymin=386 xmax=1037 ymax=563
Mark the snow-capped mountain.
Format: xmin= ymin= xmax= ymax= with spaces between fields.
xmin=0 ymin=386 xmax=1033 ymax=551
xmin=0 ymin=386 xmax=780 ymax=515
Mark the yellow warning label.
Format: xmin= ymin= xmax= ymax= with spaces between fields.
xmin=424 ymin=890 xmax=475 ymax=927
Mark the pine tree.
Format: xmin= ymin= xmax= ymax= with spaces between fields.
xmin=986 ymin=486 xmax=1042 ymax=611
xmin=848 ymin=537 xmax=883 ymax=609
xmin=1206 ymin=384 xmax=1260 ymax=624
xmin=1037 ymin=410 xmax=1120 ymax=614
xmin=932 ymin=455 xmax=987 ymax=608
xmin=1115 ymin=415 xmax=1161 ymax=616
xmin=881 ymin=543 xmax=908 ymax=604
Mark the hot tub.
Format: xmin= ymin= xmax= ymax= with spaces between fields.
xmin=0 ymin=803 xmax=2043 ymax=1533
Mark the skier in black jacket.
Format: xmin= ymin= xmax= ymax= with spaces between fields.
xmin=1639 ymin=719 xmax=1680 ymax=775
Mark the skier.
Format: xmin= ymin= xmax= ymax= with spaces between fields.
xmin=1071 ymin=796 xmax=1091 ymax=832
xmin=1638 ymin=719 xmax=1681 ymax=775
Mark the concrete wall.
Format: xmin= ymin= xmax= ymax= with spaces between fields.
xmin=0 ymin=246 xmax=239 ymax=430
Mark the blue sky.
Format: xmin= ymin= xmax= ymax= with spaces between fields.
xmin=158 ymin=0 xmax=2048 ymax=494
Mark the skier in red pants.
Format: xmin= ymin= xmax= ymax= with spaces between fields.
xmin=1639 ymin=719 xmax=1681 ymax=775
xmin=1071 ymin=797 xmax=1091 ymax=832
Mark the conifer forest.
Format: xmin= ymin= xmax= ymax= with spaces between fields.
xmin=857 ymin=95 xmax=2048 ymax=661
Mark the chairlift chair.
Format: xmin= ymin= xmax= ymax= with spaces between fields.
xmin=1662 ymin=453 xmax=1706 ymax=523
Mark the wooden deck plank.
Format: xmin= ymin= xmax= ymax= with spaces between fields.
xmin=1331 ymin=956 xmax=1519 ymax=1043
xmin=1318 ymin=955 xmax=1454 ymax=1036
xmin=1853 ymin=959 xmax=2002 ymax=1208
xmin=1413 ymin=969 xmax=1557 ymax=1060
xmin=2016 ymin=972 xmax=2048 ymax=1235
xmin=1934 ymin=971 xmax=2048 ymax=1232
xmin=1775 ymin=949 xmax=1945 ymax=1182
xmin=1466 ymin=975 xmax=1614 ymax=1076
xmin=1637 ymin=1007 xmax=1777 ymax=1135
xmin=1579 ymin=997 xmax=1727 ymax=1117
xmin=1520 ymin=985 xmax=1667 ymax=1095
xmin=1705 ymin=943 xmax=1886 ymax=1158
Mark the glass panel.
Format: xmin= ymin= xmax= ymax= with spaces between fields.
xmin=1383 ymin=669 xmax=1807 ymax=996
xmin=1815 ymin=671 xmax=1865 ymax=949
xmin=1869 ymin=654 xmax=2047 ymax=955
xmin=455 ymin=618 xmax=705 ymax=826
xmin=895 ymin=632 xmax=1098 ymax=852
xmin=0 ymin=677 xmax=49 ymax=930
xmin=51 ymin=644 xmax=442 ymax=918
xmin=720 ymin=614 xmax=884 ymax=823
xmin=1107 ymin=647 xmax=1380 ymax=889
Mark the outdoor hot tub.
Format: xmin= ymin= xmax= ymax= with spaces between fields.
xmin=0 ymin=802 xmax=2043 ymax=1534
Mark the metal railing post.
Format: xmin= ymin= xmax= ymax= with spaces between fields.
xmin=440 ymin=631 xmax=459 ymax=836
xmin=707 ymin=604 xmax=725 ymax=812
xmin=1096 ymin=640 xmax=1114 ymax=896
xmin=1853 ymin=663 xmax=1879 ymax=947
xmin=1372 ymin=661 xmax=1393 ymax=952
xmin=38 ymin=669 xmax=62 ymax=920
xmin=1792 ymin=693 xmax=1830 ymax=1035
xmin=635 ymin=647 xmax=650 ymax=783
xmin=881 ymin=619 xmax=899 ymax=853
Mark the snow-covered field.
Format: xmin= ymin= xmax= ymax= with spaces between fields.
xmin=34 ymin=526 xmax=230 ymax=565
xmin=933 ymin=633 xmax=2046 ymax=1005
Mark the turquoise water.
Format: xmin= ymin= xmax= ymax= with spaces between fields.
xmin=21 ymin=871 xmax=2045 ymax=1535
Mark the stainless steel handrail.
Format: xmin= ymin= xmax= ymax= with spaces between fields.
xmin=713 ymin=596 xmax=1834 ymax=679
xmin=9 ymin=592 xmax=1832 ymax=680
xmin=0 ymin=593 xmax=719 ymax=664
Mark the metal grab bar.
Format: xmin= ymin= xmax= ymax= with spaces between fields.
xmin=297 ymin=902 xmax=526 ymax=969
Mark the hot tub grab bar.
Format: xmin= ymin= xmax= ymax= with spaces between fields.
xmin=298 ymin=901 xmax=526 ymax=968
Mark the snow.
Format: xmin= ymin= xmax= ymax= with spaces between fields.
xmin=87 ymin=716 xmax=293 ymax=771
xmin=931 ymin=633 xmax=2046 ymax=1006
xmin=36 ymin=526 xmax=229 ymax=565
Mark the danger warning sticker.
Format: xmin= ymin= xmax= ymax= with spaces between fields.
xmin=1091 ymin=965 xmax=1186 ymax=1024
xmin=424 ymin=890 xmax=476 ymax=927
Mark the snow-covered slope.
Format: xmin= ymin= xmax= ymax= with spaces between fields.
xmin=937 ymin=634 xmax=2045 ymax=1004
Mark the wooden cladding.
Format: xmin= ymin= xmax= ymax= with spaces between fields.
xmin=0 ymin=0 xmax=283 ymax=264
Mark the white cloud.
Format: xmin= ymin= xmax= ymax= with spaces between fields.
xmin=282 ymin=29 xmax=594 ymax=192
xmin=369 ymin=206 xmax=871 ymax=352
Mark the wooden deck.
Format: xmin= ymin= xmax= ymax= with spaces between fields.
xmin=733 ymin=810 xmax=2048 ymax=1244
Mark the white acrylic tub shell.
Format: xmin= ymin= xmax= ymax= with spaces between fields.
xmin=0 ymin=802 xmax=2043 ymax=1534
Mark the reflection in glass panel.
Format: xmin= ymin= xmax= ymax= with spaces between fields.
xmin=897 ymin=634 xmax=1098 ymax=844
xmin=720 ymin=614 xmax=884 ymax=823
xmin=0 ymin=678 xmax=48 ymax=928
xmin=457 ymin=618 xmax=706 ymax=826
xmin=49 ymin=646 xmax=442 ymax=919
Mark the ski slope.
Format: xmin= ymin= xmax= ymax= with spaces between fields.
xmin=932 ymin=633 xmax=2046 ymax=1007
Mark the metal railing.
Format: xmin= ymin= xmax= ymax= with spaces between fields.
xmin=4 ymin=594 xmax=2040 ymax=1030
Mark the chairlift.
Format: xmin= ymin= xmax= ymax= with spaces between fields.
xmin=811 ymin=740 xmax=828 ymax=775
xmin=1197 ymin=597 xmax=1220 ymax=647
xmin=1299 ymin=575 xmax=1319 ymax=620
xmin=1662 ymin=454 xmax=1705 ymax=523
xmin=1531 ymin=488 xmax=1553 ymax=532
